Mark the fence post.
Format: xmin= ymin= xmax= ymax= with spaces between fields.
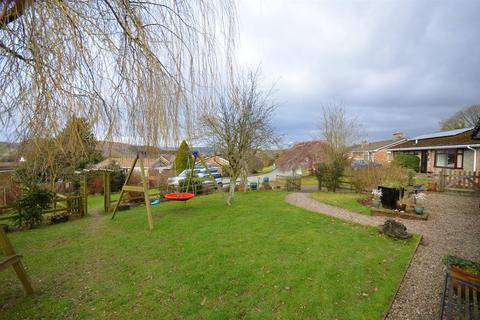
xmin=80 ymin=174 xmax=87 ymax=217
xmin=439 ymin=169 xmax=446 ymax=192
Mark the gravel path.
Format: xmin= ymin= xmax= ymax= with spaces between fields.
xmin=285 ymin=192 xmax=480 ymax=320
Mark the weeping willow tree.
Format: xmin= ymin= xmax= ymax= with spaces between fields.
xmin=0 ymin=0 xmax=236 ymax=182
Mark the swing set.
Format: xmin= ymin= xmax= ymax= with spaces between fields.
xmin=111 ymin=150 xmax=219 ymax=230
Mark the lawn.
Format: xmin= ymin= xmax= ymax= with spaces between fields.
xmin=310 ymin=191 xmax=371 ymax=215
xmin=301 ymin=175 xmax=318 ymax=186
xmin=0 ymin=192 xmax=417 ymax=319
xmin=255 ymin=166 xmax=275 ymax=174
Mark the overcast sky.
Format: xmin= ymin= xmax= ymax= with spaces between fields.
xmin=236 ymin=0 xmax=480 ymax=144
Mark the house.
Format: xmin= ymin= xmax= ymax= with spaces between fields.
xmin=389 ymin=126 xmax=480 ymax=174
xmin=94 ymin=156 xmax=173 ymax=175
xmin=276 ymin=140 xmax=327 ymax=175
xmin=204 ymin=155 xmax=229 ymax=168
xmin=350 ymin=132 xmax=407 ymax=164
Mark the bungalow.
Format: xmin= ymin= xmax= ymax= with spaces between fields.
xmin=389 ymin=126 xmax=480 ymax=174
xmin=350 ymin=132 xmax=407 ymax=164
xmin=94 ymin=156 xmax=173 ymax=175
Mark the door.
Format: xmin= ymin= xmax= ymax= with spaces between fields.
xmin=420 ymin=150 xmax=428 ymax=173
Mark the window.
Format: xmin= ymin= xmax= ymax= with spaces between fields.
xmin=434 ymin=149 xmax=463 ymax=169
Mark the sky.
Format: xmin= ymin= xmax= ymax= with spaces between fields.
xmin=235 ymin=0 xmax=480 ymax=144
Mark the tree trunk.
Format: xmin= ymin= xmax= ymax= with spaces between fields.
xmin=227 ymin=177 xmax=236 ymax=205
xmin=242 ymin=166 xmax=248 ymax=192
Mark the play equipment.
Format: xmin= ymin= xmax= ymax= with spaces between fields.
xmin=164 ymin=192 xmax=195 ymax=201
xmin=166 ymin=150 xmax=220 ymax=202
xmin=0 ymin=227 xmax=33 ymax=295
xmin=111 ymin=153 xmax=154 ymax=230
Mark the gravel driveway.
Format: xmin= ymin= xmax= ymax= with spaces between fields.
xmin=285 ymin=192 xmax=480 ymax=320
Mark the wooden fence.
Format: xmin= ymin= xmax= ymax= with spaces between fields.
xmin=436 ymin=169 xmax=480 ymax=192
xmin=0 ymin=194 xmax=84 ymax=223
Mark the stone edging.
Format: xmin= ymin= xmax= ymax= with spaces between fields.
xmin=383 ymin=235 xmax=423 ymax=320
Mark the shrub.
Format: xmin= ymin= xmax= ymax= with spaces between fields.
xmin=315 ymin=162 xmax=328 ymax=190
xmin=178 ymin=178 xmax=203 ymax=193
xmin=349 ymin=164 xmax=409 ymax=193
xmin=394 ymin=154 xmax=420 ymax=172
xmin=14 ymin=187 xmax=55 ymax=229
xmin=406 ymin=169 xmax=416 ymax=186
xmin=315 ymin=159 xmax=345 ymax=192
xmin=175 ymin=140 xmax=193 ymax=174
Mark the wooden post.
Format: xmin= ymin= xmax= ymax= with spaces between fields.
xmin=111 ymin=154 xmax=154 ymax=230
xmin=80 ymin=174 xmax=88 ymax=217
xmin=139 ymin=156 xmax=154 ymax=231
xmin=103 ymin=172 xmax=111 ymax=213
xmin=0 ymin=228 xmax=34 ymax=295
xmin=439 ymin=169 xmax=446 ymax=192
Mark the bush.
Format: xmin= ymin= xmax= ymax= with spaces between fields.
xmin=178 ymin=178 xmax=203 ymax=193
xmin=175 ymin=140 xmax=193 ymax=174
xmin=315 ymin=162 xmax=328 ymax=190
xmin=14 ymin=187 xmax=55 ymax=229
xmin=315 ymin=159 xmax=345 ymax=192
xmin=394 ymin=154 xmax=420 ymax=172
xmin=349 ymin=164 xmax=409 ymax=193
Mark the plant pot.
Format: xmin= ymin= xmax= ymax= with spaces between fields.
xmin=414 ymin=207 xmax=424 ymax=214
xmin=372 ymin=199 xmax=381 ymax=208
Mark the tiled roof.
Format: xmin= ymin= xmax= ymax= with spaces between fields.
xmin=95 ymin=157 xmax=169 ymax=169
xmin=350 ymin=139 xmax=406 ymax=152
xmin=390 ymin=128 xmax=480 ymax=150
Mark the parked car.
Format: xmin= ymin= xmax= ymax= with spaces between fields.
xmin=167 ymin=168 xmax=208 ymax=186
xmin=167 ymin=168 xmax=222 ymax=186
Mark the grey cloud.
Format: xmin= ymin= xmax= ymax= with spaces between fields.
xmin=237 ymin=0 xmax=480 ymax=142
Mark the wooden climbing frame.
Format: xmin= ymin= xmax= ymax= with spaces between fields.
xmin=0 ymin=227 xmax=33 ymax=295
xmin=110 ymin=153 xmax=154 ymax=230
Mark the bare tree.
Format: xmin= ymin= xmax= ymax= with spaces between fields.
xmin=200 ymin=70 xmax=277 ymax=205
xmin=319 ymin=104 xmax=362 ymax=163
xmin=440 ymin=104 xmax=480 ymax=130
xmin=0 ymin=1 xmax=236 ymax=145
xmin=317 ymin=104 xmax=362 ymax=191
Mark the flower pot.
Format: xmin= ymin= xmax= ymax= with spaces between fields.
xmin=414 ymin=207 xmax=424 ymax=214
xmin=372 ymin=199 xmax=381 ymax=208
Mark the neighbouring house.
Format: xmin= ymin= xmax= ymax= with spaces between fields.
xmin=204 ymin=155 xmax=229 ymax=168
xmin=94 ymin=156 xmax=173 ymax=175
xmin=350 ymin=132 xmax=407 ymax=164
xmin=389 ymin=125 xmax=480 ymax=174
xmin=276 ymin=140 xmax=327 ymax=175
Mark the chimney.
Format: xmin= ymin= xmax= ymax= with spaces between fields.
xmin=393 ymin=132 xmax=403 ymax=140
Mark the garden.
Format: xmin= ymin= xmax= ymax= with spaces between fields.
xmin=0 ymin=191 xmax=419 ymax=319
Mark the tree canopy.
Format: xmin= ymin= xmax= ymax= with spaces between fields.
xmin=0 ymin=1 xmax=236 ymax=146
xmin=174 ymin=140 xmax=192 ymax=174
xmin=440 ymin=104 xmax=480 ymax=131
xmin=200 ymin=69 xmax=277 ymax=205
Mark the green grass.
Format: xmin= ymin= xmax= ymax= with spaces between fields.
xmin=301 ymin=175 xmax=318 ymax=186
xmin=414 ymin=177 xmax=431 ymax=186
xmin=255 ymin=166 xmax=275 ymax=174
xmin=0 ymin=192 xmax=418 ymax=319
xmin=311 ymin=191 xmax=371 ymax=215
